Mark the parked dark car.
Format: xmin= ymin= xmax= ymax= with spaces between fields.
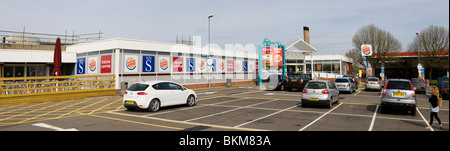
xmin=411 ymin=78 xmax=426 ymax=94
xmin=286 ymin=73 xmax=311 ymax=91
xmin=437 ymin=81 xmax=449 ymax=100
xmin=265 ymin=74 xmax=288 ymax=91
xmin=343 ymin=75 xmax=359 ymax=89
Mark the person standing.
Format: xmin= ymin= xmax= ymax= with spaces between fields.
xmin=425 ymin=87 xmax=444 ymax=130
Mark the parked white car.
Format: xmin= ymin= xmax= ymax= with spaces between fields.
xmin=123 ymin=81 xmax=197 ymax=112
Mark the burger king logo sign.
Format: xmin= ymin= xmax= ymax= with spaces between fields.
xmin=124 ymin=55 xmax=138 ymax=73
xmin=160 ymin=58 xmax=168 ymax=70
xmin=274 ymin=54 xmax=282 ymax=64
xmin=126 ymin=57 xmax=136 ymax=70
xmin=361 ymin=44 xmax=372 ymax=56
xmin=90 ymin=59 xmax=96 ymax=72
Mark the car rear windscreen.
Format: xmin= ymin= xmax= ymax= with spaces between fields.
xmin=368 ymin=78 xmax=379 ymax=81
xmin=335 ymin=79 xmax=350 ymax=82
xmin=289 ymin=74 xmax=301 ymax=80
xmin=127 ymin=84 xmax=149 ymax=91
xmin=305 ymin=82 xmax=327 ymax=89
xmin=386 ymin=81 xmax=412 ymax=90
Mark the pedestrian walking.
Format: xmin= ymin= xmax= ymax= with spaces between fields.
xmin=425 ymin=86 xmax=444 ymax=130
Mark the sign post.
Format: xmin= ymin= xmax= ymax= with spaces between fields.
xmin=361 ymin=44 xmax=373 ymax=80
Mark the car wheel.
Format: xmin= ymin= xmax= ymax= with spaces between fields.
xmin=148 ymin=99 xmax=160 ymax=112
xmin=186 ymin=95 xmax=196 ymax=107
xmin=280 ymin=85 xmax=285 ymax=91
xmin=410 ymin=108 xmax=416 ymax=116
xmin=328 ymin=98 xmax=333 ymax=108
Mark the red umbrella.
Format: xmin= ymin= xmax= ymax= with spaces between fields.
xmin=52 ymin=37 xmax=62 ymax=76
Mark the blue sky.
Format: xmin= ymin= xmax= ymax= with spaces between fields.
xmin=1 ymin=0 xmax=449 ymax=54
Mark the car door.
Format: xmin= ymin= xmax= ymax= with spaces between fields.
xmin=153 ymin=82 xmax=171 ymax=106
xmin=329 ymin=82 xmax=339 ymax=102
xmin=167 ymin=82 xmax=187 ymax=105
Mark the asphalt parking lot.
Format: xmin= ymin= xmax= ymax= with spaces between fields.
xmin=0 ymin=84 xmax=448 ymax=131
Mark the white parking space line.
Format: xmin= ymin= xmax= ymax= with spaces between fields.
xmin=234 ymin=105 xmax=298 ymax=128
xmin=298 ymin=103 xmax=343 ymax=131
xmin=368 ymin=105 xmax=379 ymax=131
xmin=143 ymin=97 xmax=250 ymax=117
xmin=416 ymin=108 xmax=434 ymax=131
xmin=183 ymin=99 xmax=278 ymax=122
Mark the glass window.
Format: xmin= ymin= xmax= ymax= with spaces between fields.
xmin=152 ymin=83 xmax=169 ymax=90
xmin=306 ymin=64 xmax=311 ymax=71
xmin=386 ymin=81 xmax=412 ymax=90
xmin=323 ymin=63 xmax=331 ymax=73
xmin=37 ymin=66 xmax=45 ymax=76
xmin=4 ymin=66 xmax=13 ymax=77
xmin=27 ymin=66 xmax=37 ymax=76
xmin=302 ymin=74 xmax=311 ymax=80
xmin=142 ymin=51 xmax=156 ymax=55
xmin=88 ymin=52 xmax=99 ymax=56
xmin=15 ymin=66 xmax=24 ymax=77
xmin=315 ymin=63 xmax=322 ymax=71
xmin=127 ymin=84 xmax=149 ymax=91
xmin=332 ymin=63 xmax=340 ymax=73
xmin=168 ymin=83 xmax=182 ymax=90
xmin=335 ymin=78 xmax=350 ymax=82
xmin=158 ymin=52 xmax=170 ymax=56
xmin=305 ymin=82 xmax=327 ymax=89
xmin=123 ymin=50 xmax=140 ymax=54
xmin=100 ymin=50 xmax=113 ymax=54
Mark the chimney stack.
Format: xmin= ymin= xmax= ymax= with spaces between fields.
xmin=303 ymin=26 xmax=310 ymax=44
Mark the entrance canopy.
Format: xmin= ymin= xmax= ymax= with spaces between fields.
xmin=285 ymin=39 xmax=317 ymax=53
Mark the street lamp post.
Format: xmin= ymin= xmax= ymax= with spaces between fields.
xmin=208 ymin=14 xmax=213 ymax=87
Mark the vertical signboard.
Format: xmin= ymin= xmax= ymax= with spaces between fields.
xmin=218 ymin=59 xmax=225 ymax=72
xmin=235 ymin=60 xmax=241 ymax=72
xmin=186 ymin=58 xmax=195 ymax=72
xmin=142 ymin=56 xmax=155 ymax=73
xmin=172 ymin=57 xmax=183 ymax=72
xmin=199 ymin=59 xmax=206 ymax=72
xmin=159 ymin=56 xmax=170 ymax=72
xmin=211 ymin=59 xmax=216 ymax=72
xmin=124 ymin=55 xmax=138 ymax=73
xmin=249 ymin=61 xmax=254 ymax=72
xmin=88 ymin=57 xmax=98 ymax=74
xmin=100 ymin=55 xmax=112 ymax=73
xmin=243 ymin=61 xmax=248 ymax=72
xmin=227 ymin=60 xmax=234 ymax=72
xmin=77 ymin=58 xmax=86 ymax=74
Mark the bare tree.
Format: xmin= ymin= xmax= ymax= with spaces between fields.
xmin=350 ymin=24 xmax=402 ymax=69
xmin=408 ymin=25 xmax=449 ymax=80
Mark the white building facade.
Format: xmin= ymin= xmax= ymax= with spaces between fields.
xmin=66 ymin=38 xmax=258 ymax=89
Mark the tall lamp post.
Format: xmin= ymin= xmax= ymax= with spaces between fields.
xmin=416 ymin=32 xmax=423 ymax=81
xmin=208 ymin=14 xmax=214 ymax=87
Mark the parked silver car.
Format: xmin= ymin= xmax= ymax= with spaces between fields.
xmin=301 ymin=80 xmax=339 ymax=108
xmin=411 ymin=78 xmax=426 ymax=94
xmin=335 ymin=77 xmax=356 ymax=93
xmin=365 ymin=77 xmax=381 ymax=91
xmin=380 ymin=79 xmax=416 ymax=115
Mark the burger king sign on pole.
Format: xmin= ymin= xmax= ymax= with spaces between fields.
xmin=361 ymin=44 xmax=372 ymax=57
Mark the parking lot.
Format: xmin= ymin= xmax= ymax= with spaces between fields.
xmin=0 ymin=84 xmax=448 ymax=131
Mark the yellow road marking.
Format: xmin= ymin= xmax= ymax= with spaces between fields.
xmin=0 ymin=99 xmax=77 ymax=122
xmin=86 ymin=113 xmax=184 ymax=130
xmin=15 ymin=98 xmax=94 ymax=124
xmin=86 ymin=98 xmax=123 ymax=115
xmin=107 ymin=111 xmax=262 ymax=131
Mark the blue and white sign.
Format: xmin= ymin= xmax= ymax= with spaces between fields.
xmin=77 ymin=58 xmax=86 ymax=74
xmin=211 ymin=59 xmax=216 ymax=72
xmin=243 ymin=61 xmax=248 ymax=72
xmin=142 ymin=56 xmax=155 ymax=72
xmin=187 ymin=58 xmax=195 ymax=72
